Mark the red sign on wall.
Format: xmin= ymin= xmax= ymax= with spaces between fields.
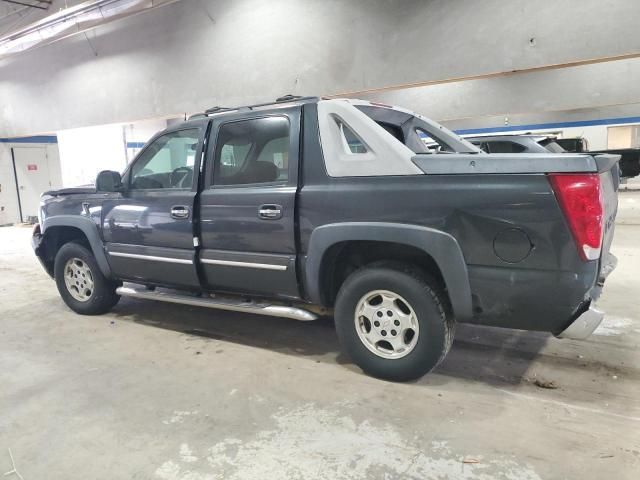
xmin=27 ymin=164 xmax=38 ymax=171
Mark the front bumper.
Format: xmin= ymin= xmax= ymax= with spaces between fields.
xmin=31 ymin=223 xmax=42 ymax=250
xmin=31 ymin=224 xmax=53 ymax=277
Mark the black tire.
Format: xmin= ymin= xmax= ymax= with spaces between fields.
xmin=334 ymin=264 xmax=454 ymax=381
xmin=54 ymin=241 xmax=120 ymax=315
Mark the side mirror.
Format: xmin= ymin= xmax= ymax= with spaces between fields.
xmin=96 ymin=170 xmax=123 ymax=192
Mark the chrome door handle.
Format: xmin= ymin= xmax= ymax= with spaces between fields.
xmin=258 ymin=204 xmax=282 ymax=220
xmin=170 ymin=205 xmax=190 ymax=219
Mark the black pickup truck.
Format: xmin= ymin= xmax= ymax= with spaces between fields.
xmin=32 ymin=96 xmax=619 ymax=381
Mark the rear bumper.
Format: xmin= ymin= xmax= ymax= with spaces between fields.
xmin=594 ymin=252 xmax=618 ymax=298
xmin=555 ymin=252 xmax=617 ymax=340
xmin=556 ymin=304 xmax=604 ymax=340
xmin=466 ymin=252 xmax=617 ymax=336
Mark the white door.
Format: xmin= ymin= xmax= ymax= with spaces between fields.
xmin=13 ymin=147 xmax=52 ymax=222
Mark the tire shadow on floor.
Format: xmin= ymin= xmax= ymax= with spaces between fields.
xmin=428 ymin=324 xmax=552 ymax=387
xmin=111 ymin=296 xmax=559 ymax=387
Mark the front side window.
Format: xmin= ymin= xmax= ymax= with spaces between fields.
xmin=130 ymin=129 xmax=200 ymax=190
xmin=213 ymin=117 xmax=290 ymax=186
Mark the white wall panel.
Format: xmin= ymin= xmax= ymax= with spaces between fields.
xmin=0 ymin=142 xmax=61 ymax=224
xmin=57 ymin=124 xmax=127 ymax=187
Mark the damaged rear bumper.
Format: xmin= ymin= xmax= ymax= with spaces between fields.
xmin=555 ymin=253 xmax=617 ymax=340
xmin=556 ymin=304 xmax=604 ymax=340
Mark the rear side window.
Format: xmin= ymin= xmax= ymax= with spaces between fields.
xmin=415 ymin=128 xmax=455 ymax=153
xmin=213 ymin=117 xmax=290 ymax=186
xmin=337 ymin=119 xmax=367 ymax=153
xmin=377 ymin=121 xmax=404 ymax=143
xmin=539 ymin=139 xmax=566 ymax=153
xmin=485 ymin=141 xmax=526 ymax=153
xmin=469 ymin=141 xmax=489 ymax=153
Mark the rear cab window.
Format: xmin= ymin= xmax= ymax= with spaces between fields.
xmin=354 ymin=104 xmax=480 ymax=155
xmin=416 ymin=128 xmax=456 ymax=153
xmin=212 ymin=117 xmax=291 ymax=186
xmin=539 ymin=139 xmax=567 ymax=153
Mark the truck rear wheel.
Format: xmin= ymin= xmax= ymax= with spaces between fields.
xmin=54 ymin=242 xmax=120 ymax=315
xmin=334 ymin=264 xmax=454 ymax=381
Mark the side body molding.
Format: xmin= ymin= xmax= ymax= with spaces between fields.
xmin=42 ymin=215 xmax=113 ymax=278
xmin=305 ymin=222 xmax=472 ymax=321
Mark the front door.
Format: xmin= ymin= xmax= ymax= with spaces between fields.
xmin=199 ymin=109 xmax=301 ymax=299
xmin=102 ymin=125 xmax=205 ymax=288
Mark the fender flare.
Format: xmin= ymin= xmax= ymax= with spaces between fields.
xmin=42 ymin=215 xmax=113 ymax=278
xmin=304 ymin=222 xmax=472 ymax=321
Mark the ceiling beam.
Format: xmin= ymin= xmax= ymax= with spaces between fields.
xmin=1 ymin=0 xmax=51 ymax=10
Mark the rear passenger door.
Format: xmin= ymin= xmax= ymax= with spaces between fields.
xmin=198 ymin=108 xmax=301 ymax=299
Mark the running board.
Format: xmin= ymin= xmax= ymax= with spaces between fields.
xmin=116 ymin=286 xmax=318 ymax=321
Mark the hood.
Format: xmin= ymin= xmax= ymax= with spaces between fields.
xmin=43 ymin=184 xmax=96 ymax=196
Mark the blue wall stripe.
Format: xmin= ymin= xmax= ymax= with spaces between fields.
xmin=0 ymin=135 xmax=58 ymax=144
xmin=126 ymin=141 xmax=146 ymax=149
xmin=453 ymin=115 xmax=640 ymax=136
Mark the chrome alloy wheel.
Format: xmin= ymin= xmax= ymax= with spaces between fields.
xmin=63 ymin=257 xmax=94 ymax=302
xmin=354 ymin=290 xmax=419 ymax=359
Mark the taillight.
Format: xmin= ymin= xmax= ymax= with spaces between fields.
xmin=548 ymin=173 xmax=603 ymax=261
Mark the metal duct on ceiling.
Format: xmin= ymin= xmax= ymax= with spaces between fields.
xmin=0 ymin=0 xmax=178 ymax=57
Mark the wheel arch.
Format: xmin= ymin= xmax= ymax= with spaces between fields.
xmin=304 ymin=222 xmax=472 ymax=321
xmin=41 ymin=216 xmax=113 ymax=279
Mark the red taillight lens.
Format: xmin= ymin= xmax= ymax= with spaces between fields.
xmin=548 ymin=173 xmax=603 ymax=261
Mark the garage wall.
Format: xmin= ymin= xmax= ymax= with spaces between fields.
xmin=123 ymin=119 xmax=171 ymax=162
xmin=2 ymin=0 xmax=640 ymax=136
xmin=553 ymin=126 xmax=609 ymax=151
xmin=0 ymin=141 xmax=61 ymax=225
xmin=56 ymin=124 xmax=128 ymax=188
xmin=0 ymin=118 xmax=172 ymax=222
xmin=56 ymin=118 xmax=170 ymax=187
xmin=357 ymin=57 xmax=640 ymax=124
xmin=0 ymin=143 xmax=17 ymax=225
xmin=456 ymin=124 xmax=622 ymax=151
xmin=353 ymin=54 xmax=640 ymax=151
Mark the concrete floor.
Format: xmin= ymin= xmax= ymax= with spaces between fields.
xmin=1 ymin=195 xmax=639 ymax=480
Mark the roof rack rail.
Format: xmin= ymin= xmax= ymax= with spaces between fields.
xmin=242 ymin=95 xmax=318 ymax=111
xmin=275 ymin=94 xmax=303 ymax=102
xmin=192 ymin=95 xmax=318 ymax=120
xmin=204 ymin=105 xmax=236 ymax=115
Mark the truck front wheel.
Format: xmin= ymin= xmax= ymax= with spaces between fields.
xmin=334 ymin=264 xmax=454 ymax=381
xmin=54 ymin=242 xmax=120 ymax=315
